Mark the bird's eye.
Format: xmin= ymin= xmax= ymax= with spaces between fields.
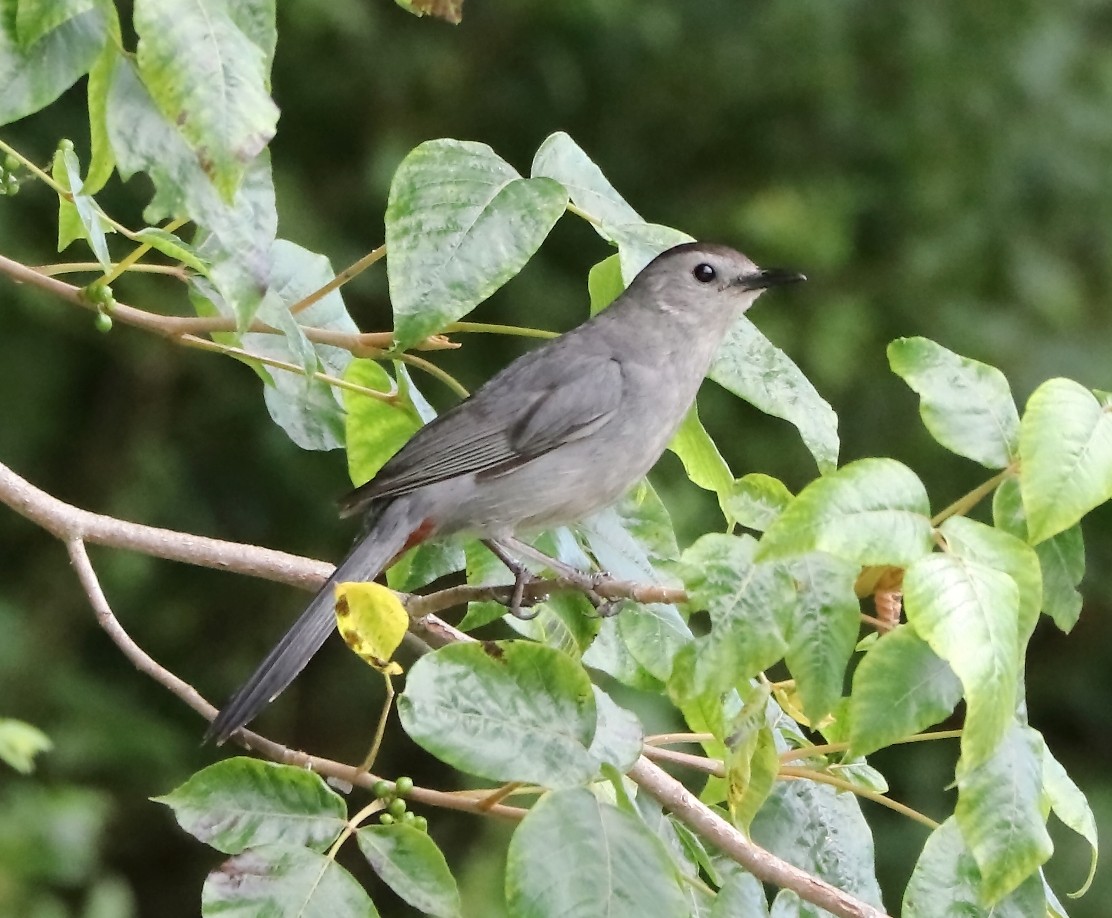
xmin=692 ymin=263 xmax=717 ymax=283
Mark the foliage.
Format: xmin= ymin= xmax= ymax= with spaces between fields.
xmin=1 ymin=2 xmax=1109 ymax=917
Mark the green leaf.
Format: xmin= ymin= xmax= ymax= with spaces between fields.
xmin=107 ymin=55 xmax=278 ymax=293
xmin=53 ymin=142 xmax=112 ymax=268
xmin=955 ymin=722 xmax=1053 ymax=903
xmin=245 ymin=240 xmax=357 ymax=450
xmin=398 ymin=641 xmax=598 ymax=788
xmin=153 ymin=758 xmax=347 ymax=854
xmin=725 ymin=718 xmax=779 ymax=832
xmin=711 ymin=871 xmax=769 ymax=918
xmin=668 ymin=406 xmax=734 ymax=518
xmin=675 ymin=534 xmax=794 ymax=699
xmin=0 ymin=718 xmax=52 ymax=773
xmin=83 ymin=31 xmax=119 ymax=194
xmin=202 ymin=843 xmax=378 ymax=917
xmin=903 ymin=553 xmax=1019 ymax=768
xmin=848 ymin=625 xmax=962 ymax=757
xmin=939 ymin=516 xmax=1042 ymax=654
xmin=133 ymin=227 xmax=210 ymax=273
xmin=782 ymin=552 xmax=861 ymax=723
xmin=0 ymin=4 xmax=106 ymax=126
xmin=385 ymin=139 xmax=568 ymax=348
xmin=607 ymin=222 xmax=694 ymax=282
xmin=586 ymin=253 xmax=624 ymax=315
xmin=133 ymin=0 xmax=278 ymax=201
xmin=903 ymin=818 xmax=1046 ymax=917
xmin=344 ymin=359 xmax=423 ymax=486
xmin=587 ymin=687 xmax=643 ymax=772
xmin=888 ymin=337 xmax=1020 ymax=468
xmin=356 ymin=825 xmax=461 ymax=918
xmin=228 ymin=0 xmax=277 ymax=76
xmin=15 ymin=0 xmax=94 ymax=46
xmin=531 ymin=131 xmax=642 ymax=231
xmin=1042 ymin=744 xmax=1098 ymax=897
xmin=505 ymin=788 xmax=688 ymax=918
xmin=750 ymin=781 xmax=884 ymax=911
xmin=580 ymin=488 xmax=691 ymax=685
xmin=993 ymin=476 xmax=1085 ymax=633
xmin=757 ymin=458 xmax=934 ymax=567
xmin=725 ymin=473 xmax=793 ymax=533
xmin=386 ymin=538 xmax=466 ymax=594
xmin=1019 ymin=378 xmax=1112 ymax=543
xmin=711 ymin=317 xmax=840 ymax=474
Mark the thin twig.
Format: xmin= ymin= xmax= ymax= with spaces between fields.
xmin=447 ymin=321 xmax=559 ymax=340
xmin=779 ymin=730 xmax=962 ymax=764
xmin=0 ymin=252 xmax=454 ymax=360
xmin=931 ymin=466 xmax=1015 ymax=528
xmin=62 ymin=536 xmax=525 ymax=821
xmin=289 ymin=245 xmax=386 ymax=315
xmin=641 ymin=745 xmax=721 ymax=775
xmin=779 ymin=766 xmax=939 ymax=830
xmin=643 ymin=732 xmax=714 ymax=747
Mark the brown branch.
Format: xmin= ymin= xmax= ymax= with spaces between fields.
xmin=63 ymin=536 xmax=525 ymax=822
xmin=2 ymin=457 xmax=885 ymax=916
xmin=0 ymin=251 xmax=458 ymax=355
xmin=0 ymin=459 xmax=329 ymax=589
xmin=628 ymin=757 xmax=889 ymax=918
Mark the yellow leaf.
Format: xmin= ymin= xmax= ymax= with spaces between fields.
xmin=334 ymin=582 xmax=407 ymax=674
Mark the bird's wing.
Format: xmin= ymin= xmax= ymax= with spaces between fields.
xmin=338 ymin=351 xmax=623 ymax=516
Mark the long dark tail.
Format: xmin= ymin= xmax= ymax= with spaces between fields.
xmin=206 ymin=498 xmax=419 ymax=744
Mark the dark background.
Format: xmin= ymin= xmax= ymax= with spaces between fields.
xmin=1 ymin=1 xmax=1110 ymax=914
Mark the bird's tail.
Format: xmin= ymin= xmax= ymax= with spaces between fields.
xmin=206 ymin=497 xmax=421 ymax=744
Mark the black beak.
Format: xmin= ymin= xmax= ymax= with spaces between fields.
xmin=735 ymin=268 xmax=807 ymax=291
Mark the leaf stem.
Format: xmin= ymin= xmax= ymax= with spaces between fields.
xmin=179 ymin=334 xmax=395 ymax=402
xmin=353 ymin=673 xmax=396 ymax=778
xmin=930 ymin=465 xmax=1015 ymax=527
xmin=446 ymin=320 xmax=559 ymax=340
xmin=779 ymin=765 xmax=939 ymax=829
xmin=290 ymin=244 xmax=386 ymax=315
xmin=34 ymin=262 xmax=189 ymax=279
xmin=566 ymin=202 xmax=602 ymax=226
xmin=779 ymin=729 xmax=963 ymax=764
xmin=100 ymin=217 xmax=189 ymax=286
xmin=397 ymin=352 xmax=469 ymax=398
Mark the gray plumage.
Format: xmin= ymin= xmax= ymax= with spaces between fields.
xmin=207 ymin=241 xmax=803 ymax=743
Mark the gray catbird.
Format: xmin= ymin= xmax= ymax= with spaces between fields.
xmin=207 ymin=242 xmax=803 ymax=742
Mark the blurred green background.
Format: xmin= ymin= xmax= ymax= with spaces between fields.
xmin=1 ymin=0 xmax=1111 ymax=914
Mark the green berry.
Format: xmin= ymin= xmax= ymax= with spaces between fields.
xmin=3 ymin=154 xmax=18 ymax=173
xmin=94 ymin=312 xmax=113 ymax=333
xmin=387 ymin=797 xmax=407 ymax=818
xmin=412 ymin=816 xmax=428 ymax=832
xmin=59 ymin=139 xmax=75 ymax=153
xmin=372 ymin=779 xmax=391 ymax=799
xmin=401 ymin=811 xmax=416 ymax=824
xmin=378 ymin=813 xmax=395 ymax=826
xmin=394 ymin=776 xmax=414 ymax=797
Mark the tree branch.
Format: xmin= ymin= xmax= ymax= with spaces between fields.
xmin=63 ymin=535 xmax=525 ymax=821
xmin=1 ymin=457 xmax=886 ymax=916
xmin=628 ymin=757 xmax=889 ymax=918
xmin=0 ymin=251 xmax=458 ymax=358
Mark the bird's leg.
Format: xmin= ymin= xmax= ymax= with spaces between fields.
xmin=492 ymin=537 xmax=610 ymax=614
xmin=482 ymin=539 xmax=541 ymax=620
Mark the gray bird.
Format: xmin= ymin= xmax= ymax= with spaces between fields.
xmin=207 ymin=242 xmax=804 ymax=742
